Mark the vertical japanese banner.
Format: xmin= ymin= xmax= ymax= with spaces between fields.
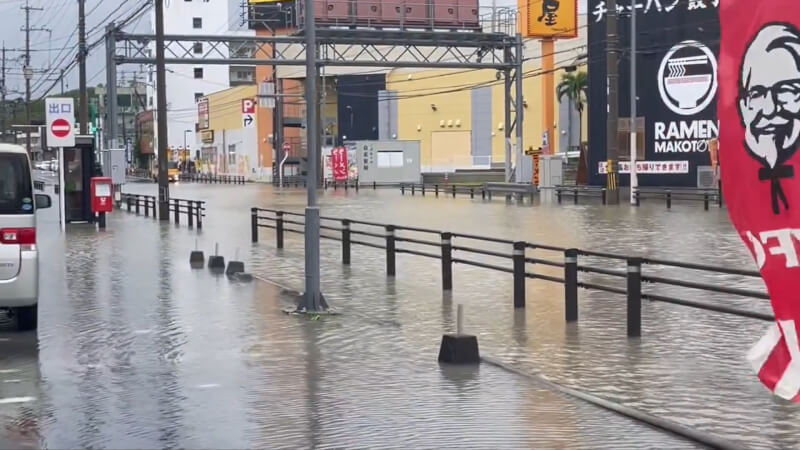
xmin=331 ymin=147 xmax=349 ymax=182
xmin=719 ymin=0 xmax=800 ymax=401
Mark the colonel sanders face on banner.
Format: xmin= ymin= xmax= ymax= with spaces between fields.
xmin=738 ymin=23 xmax=800 ymax=213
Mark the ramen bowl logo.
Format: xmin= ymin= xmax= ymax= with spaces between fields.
xmin=658 ymin=40 xmax=718 ymax=116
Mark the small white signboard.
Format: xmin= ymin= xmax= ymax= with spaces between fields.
xmin=45 ymin=97 xmax=76 ymax=148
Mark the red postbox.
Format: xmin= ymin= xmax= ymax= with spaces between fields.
xmin=90 ymin=177 xmax=114 ymax=214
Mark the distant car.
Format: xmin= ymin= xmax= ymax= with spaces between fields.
xmin=0 ymin=144 xmax=52 ymax=330
xmin=151 ymin=161 xmax=179 ymax=182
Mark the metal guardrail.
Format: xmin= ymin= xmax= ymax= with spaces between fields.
xmin=179 ymin=173 xmax=246 ymax=185
xmin=634 ymin=188 xmax=722 ymax=210
xmin=400 ymin=183 xmax=490 ymax=200
xmin=556 ymin=185 xmax=608 ymax=205
xmin=251 ymin=207 xmax=772 ymax=336
xmin=119 ymin=193 xmax=206 ymax=229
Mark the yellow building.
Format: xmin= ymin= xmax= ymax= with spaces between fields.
xmin=384 ymin=16 xmax=588 ymax=173
xmin=197 ymin=85 xmax=261 ymax=177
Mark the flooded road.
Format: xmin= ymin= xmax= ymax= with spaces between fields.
xmin=124 ymin=181 xmax=790 ymax=448
xmin=0 ymin=188 xmax=700 ymax=449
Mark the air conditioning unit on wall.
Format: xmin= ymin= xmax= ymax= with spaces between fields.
xmin=697 ymin=165 xmax=716 ymax=189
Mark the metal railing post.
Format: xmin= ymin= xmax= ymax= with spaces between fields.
xmin=565 ymin=249 xmax=578 ymax=322
xmin=135 ymin=196 xmax=140 ymax=214
xmin=342 ymin=219 xmax=351 ymax=265
xmin=196 ymin=202 xmax=203 ymax=229
xmin=173 ymin=199 xmax=180 ymax=224
xmin=627 ymin=257 xmax=642 ymax=337
xmin=452 ymin=185 xmax=456 ymax=198
xmin=401 ymin=184 xmax=405 ymax=195
xmin=251 ymin=208 xmax=259 ymax=243
xmin=422 ymin=184 xmax=426 ymax=196
xmin=470 ymin=187 xmax=474 ymax=199
xmin=557 ymin=188 xmax=562 ymax=203
xmin=276 ymin=211 xmax=284 ymax=249
xmin=435 ymin=184 xmax=439 ymax=197
xmin=441 ymin=232 xmax=452 ymax=291
xmin=635 ymin=189 xmax=640 ymax=206
xmin=666 ymin=190 xmax=672 ymax=209
xmin=188 ymin=201 xmax=194 ymax=227
xmin=386 ymin=225 xmax=396 ymax=277
xmin=573 ymin=189 xmax=579 ymax=205
xmin=412 ymin=184 xmax=415 ymax=195
xmin=373 ymin=181 xmax=377 ymax=190
xmin=482 ymin=188 xmax=486 ymax=200
xmin=144 ymin=196 xmax=149 ymax=217
xmin=602 ymin=188 xmax=607 ymax=205
xmin=513 ymin=241 xmax=526 ymax=308
xmin=704 ymin=192 xmax=710 ymax=211
xmin=127 ymin=195 xmax=132 ymax=212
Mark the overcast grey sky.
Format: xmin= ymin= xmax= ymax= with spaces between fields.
xmin=0 ymin=0 xmax=588 ymax=101
xmin=0 ymin=0 xmax=150 ymax=101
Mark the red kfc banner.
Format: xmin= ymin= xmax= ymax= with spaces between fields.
xmin=720 ymin=1 xmax=800 ymax=401
xmin=331 ymin=147 xmax=348 ymax=182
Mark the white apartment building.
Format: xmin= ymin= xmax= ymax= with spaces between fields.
xmin=148 ymin=0 xmax=254 ymax=158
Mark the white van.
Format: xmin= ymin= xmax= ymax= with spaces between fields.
xmin=0 ymin=144 xmax=51 ymax=330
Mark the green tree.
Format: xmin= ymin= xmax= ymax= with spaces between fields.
xmin=556 ymin=71 xmax=588 ymax=152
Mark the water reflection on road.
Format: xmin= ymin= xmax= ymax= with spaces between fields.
xmin=0 ymin=180 xmax=790 ymax=448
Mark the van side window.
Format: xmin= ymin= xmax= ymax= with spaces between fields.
xmin=0 ymin=154 xmax=33 ymax=215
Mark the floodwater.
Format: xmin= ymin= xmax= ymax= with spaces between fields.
xmin=0 ymin=179 xmax=790 ymax=448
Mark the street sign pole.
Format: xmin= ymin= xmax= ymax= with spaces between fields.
xmin=58 ymin=146 xmax=65 ymax=231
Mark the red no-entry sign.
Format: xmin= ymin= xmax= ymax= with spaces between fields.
xmin=51 ymin=118 xmax=71 ymax=138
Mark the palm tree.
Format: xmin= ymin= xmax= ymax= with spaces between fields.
xmin=556 ymin=71 xmax=588 ymax=153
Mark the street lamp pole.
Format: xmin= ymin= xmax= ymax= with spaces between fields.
xmin=298 ymin=0 xmax=328 ymax=312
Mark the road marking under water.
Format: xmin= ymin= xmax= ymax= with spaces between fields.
xmin=0 ymin=397 xmax=35 ymax=405
xmin=2 ymin=379 xmax=22 ymax=383
xmin=195 ymin=384 xmax=220 ymax=389
xmin=0 ymin=370 xmax=20 ymax=374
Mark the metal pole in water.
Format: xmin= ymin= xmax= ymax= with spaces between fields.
xmin=298 ymin=0 xmax=327 ymax=312
xmin=58 ymin=146 xmax=65 ymax=231
xmin=457 ymin=304 xmax=464 ymax=335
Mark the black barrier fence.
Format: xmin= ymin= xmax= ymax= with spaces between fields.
xmin=119 ymin=193 xmax=206 ymax=228
xmin=634 ymin=188 xmax=722 ymax=210
xmin=33 ymin=180 xmax=45 ymax=191
xmin=399 ymin=183 xmax=488 ymax=200
xmin=179 ymin=173 xmax=246 ymax=185
xmin=251 ymin=207 xmax=772 ymax=336
xmin=555 ymin=185 xmax=608 ymax=205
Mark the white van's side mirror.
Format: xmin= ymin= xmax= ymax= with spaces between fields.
xmin=35 ymin=194 xmax=52 ymax=209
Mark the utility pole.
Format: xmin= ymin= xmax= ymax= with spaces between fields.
xmin=298 ymin=0 xmax=328 ymax=312
xmin=78 ymin=0 xmax=88 ymax=135
xmin=629 ymin=0 xmax=638 ymax=205
xmin=605 ymin=0 xmax=620 ymax=204
xmin=60 ymin=68 xmax=64 ymax=95
xmin=155 ymin=0 xmax=170 ymax=220
xmin=1 ymin=44 xmax=6 ymax=140
xmin=22 ymin=0 xmax=44 ymax=159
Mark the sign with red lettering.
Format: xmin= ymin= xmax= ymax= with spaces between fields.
xmin=719 ymin=1 xmax=800 ymax=401
xmin=331 ymin=146 xmax=348 ymax=181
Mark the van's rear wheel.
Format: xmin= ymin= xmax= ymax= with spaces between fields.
xmin=15 ymin=305 xmax=37 ymax=331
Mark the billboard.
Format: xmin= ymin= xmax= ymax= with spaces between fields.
xmin=524 ymin=0 xmax=578 ymax=38
xmin=587 ymin=0 xmax=720 ymax=187
xmin=197 ymin=98 xmax=209 ymax=130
